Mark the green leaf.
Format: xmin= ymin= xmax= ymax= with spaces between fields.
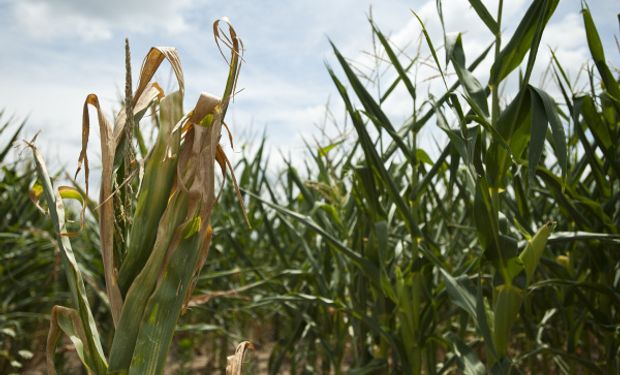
xmin=412 ymin=10 xmax=447 ymax=88
xmin=27 ymin=142 xmax=107 ymax=374
xmin=529 ymin=86 xmax=567 ymax=180
xmin=489 ymin=0 xmax=559 ymax=86
xmin=371 ymin=21 xmax=416 ymax=100
xmin=329 ymin=41 xmax=417 ymax=166
xmin=473 ymin=177 xmax=501 ymax=265
xmin=519 ymin=221 xmax=555 ymax=285
xmin=382 ymin=42 xmax=492 ymax=160
xmin=57 ymin=186 xmax=84 ymax=204
xmin=581 ymin=6 xmax=620 ymax=103
xmin=446 ymin=33 xmax=489 ymax=117
xmin=547 ymin=231 xmax=620 ymax=246
xmin=128 ymin=226 xmax=203 ymax=375
xmin=117 ymin=91 xmax=183 ymax=296
xmin=468 ymin=0 xmax=499 ymax=34
xmin=326 ymin=65 xmax=423 ymax=239
xmin=485 ymin=88 xmax=531 ymax=188
xmin=319 ymin=139 xmax=344 ymax=157
xmin=416 ymin=149 xmax=433 ymax=165
xmin=108 ymin=191 xmax=190 ymax=372
xmin=446 ymin=332 xmax=486 ymax=375
xmin=476 ymin=284 xmax=497 ymax=361
xmin=575 ymin=95 xmax=620 ymax=178
xmin=332 ymin=88 xmax=446 ymax=268
xmin=0 ymin=122 xmax=24 ymax=163
xmin=528 ymin=87 xmax=548 ymax=184
xmin=441 ymin=269 xmax=477 ymax=321
xmin=244 ymin=189 xmax=381 ymax=283
xmin=183 ymin=216 xmax=202 ymax=239
xmin=493 ymin=284 xmax=523 ymax=357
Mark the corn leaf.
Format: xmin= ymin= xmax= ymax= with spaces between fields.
xmin=489 ymin=0 xmax=558 ymax=86
xmin=27 ymin=142 xmax=107 ymax=374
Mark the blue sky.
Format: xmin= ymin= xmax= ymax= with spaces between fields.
xmin=0 ymin=0 xmax=617 ymax=171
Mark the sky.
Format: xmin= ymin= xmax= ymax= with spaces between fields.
xmin=0 ymin=0 xmax=618 ymax=175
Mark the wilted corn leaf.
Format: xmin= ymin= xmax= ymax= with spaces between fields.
xmin=77 ymin=93 xmax=123 ymax=326
xmin=46 ymin=306 xmax=99 ymax=375
xmin=108 ymin=19 xmax=244 ymax=374
xmin=226 ymin=341 xmax=254 ymax=375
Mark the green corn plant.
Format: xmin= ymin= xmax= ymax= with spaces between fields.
xmin=1 ymin=115 xmax=113 ymax=374
xmin=26 ymin=19 xmax=245 ymax=375
xmin=3 ymin=1 xmax=617 ymax=374
xmin=184 ymin=2 xmax=618 ymax=374
xmin=0 ymin=117 xmax=57 ymax=373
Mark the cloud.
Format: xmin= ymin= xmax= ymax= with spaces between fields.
xmin=11 ymin=0 xmax=192 ymax=42
xmin=2 ymin=0 xmax=616 ymax=174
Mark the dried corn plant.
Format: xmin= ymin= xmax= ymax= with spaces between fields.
xmin=27 ymin=18 xmax=244 ymax=375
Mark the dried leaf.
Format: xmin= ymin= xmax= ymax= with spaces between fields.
xmin=226 ymin=341 xmax=254 ymax=375
xmin=77 ymin=93 xmax=123 ymax=326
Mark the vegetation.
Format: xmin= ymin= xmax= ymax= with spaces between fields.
xmin=24 ymin=19 xmax=249 ymax=375
xmin=192 ymin=2 xmax=619 ymax=373
xmin=0 ymin=1 xmax=618 ymax=374
xmin=0 ymin=117 xmax=54 ymax=373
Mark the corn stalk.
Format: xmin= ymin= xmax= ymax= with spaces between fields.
xmin=27 ymin=18 xmax=244 ymax=375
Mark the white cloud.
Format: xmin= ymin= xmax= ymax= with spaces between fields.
xmin=14 ymin=2 xmax=112 ymax=41
xmin=539 ymin=12 xmax=589 ymax=82
xmin=2 ymin=0 xmax=617 ymax=174
xmin=11 ymin=0 xmax=192 ymax=42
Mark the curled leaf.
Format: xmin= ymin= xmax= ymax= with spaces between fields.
xmin=226 ymin=341 xmax=254 ymax=375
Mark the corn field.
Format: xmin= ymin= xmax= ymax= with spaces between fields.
xmin=1 ymin=1 xmax=619 ymax=374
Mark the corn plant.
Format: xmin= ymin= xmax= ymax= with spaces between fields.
xmin=0 ymin=117 xmax=54 ymax=373
xmin=26 ymin=19 xmax=245 ymax=375
xmin=1 ymin=115 xmax=114 ymax=374
xmin=182 ymin=2 xmax=618 ymax=374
